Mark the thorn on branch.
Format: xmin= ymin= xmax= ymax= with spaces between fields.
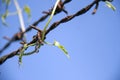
xmin=30 ymin=25 xmax=42 ymax=33
xmin=28 ymin=25 xmax=44 ymax=45
xmin=92 ymin=2 xmax=99 ymax=14
xmin=63 ymin=0 xmax=72 ymax=5
xmin=56 ymin=0 xmax=68 ymax=14
xmin=43 ymin=0 xmax=68 ymax=15
xmin=3 ymin=36 xmax=11 ymax=41
xmin=20 ymin=41 xmax=27 ymax=45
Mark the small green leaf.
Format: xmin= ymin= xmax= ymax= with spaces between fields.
xmin=1 ymin=10 xmax=9 ymax=26
xmin=2 ymin=0 xmax=11 ymax=5
xmin=1 ymin=15 xmax=7 ymax=26
xmin=23 ymin=5 xmax=31 ymax=17
xmin=2 ymin=0 xmax=11 ymax=10
xmin=105 ymin=1 xmax=116 ymax=11
xmin=6 ymin=0 xmax=10 ymax=5
xmin=53 ymin=40 xmax=70 ymax=59
xmin=2 ymin=0 xmax=5 ymax=3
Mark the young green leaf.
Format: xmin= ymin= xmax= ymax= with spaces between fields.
xmin=6 ymin=0 xmax=10 ymax=5
xmin=23 ymin=5 xmax=31 ymax=17
xmin=2 ymin=0 xmax=11 ymax=11
xmin=53 ymin=40 xmax=70 ymax=59
xmin=2 ymin=0 xmax=11 ymax=5
xmin=1 ymin=15 xmax=7 ymax=26
xmin=1 ymin=10 xmax=9 ymax=26
xmin=105 ymin=1 xmax=116 ymax=11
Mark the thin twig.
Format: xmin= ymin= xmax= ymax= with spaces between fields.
xmin=0 ymin=0 xmax=71 ymax=54
xmin=46 ymin=0 xmax=99 ymax=35
xmin=0 ymin=0 xmax=105 ymax=65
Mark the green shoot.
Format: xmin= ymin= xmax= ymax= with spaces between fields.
xmin=105 ymin=1 xmax=116 ymax=11
xmin=42 ymin=0 xmax=60 ymax=41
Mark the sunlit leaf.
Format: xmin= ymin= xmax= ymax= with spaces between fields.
xmin=1 ymin=15 xmax=7 ymax=26
xmin=2 ymin=0 xmax=11 ymax=5
xmin=23 ymin=5 xmax=31 ymax=17
xmin=2 ymin=0 xmax=5 ymax=3
xmin=6 ymin=0 xmax=10 ymax=5
xmin=53 ymin=40 xmax=70 ymax=59
xmin=105 ymin=1 xmax=116 ymax=11
xmin=1 ymin=10 xmax=9 ymax=26
xmin=2 ymin=0 xmax=11 ymax=10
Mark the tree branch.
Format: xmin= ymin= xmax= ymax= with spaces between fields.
xmin=0 ymin=0 xmax=109 ymax=65
xmin=0 ymin=0 xmax=71 ymax=54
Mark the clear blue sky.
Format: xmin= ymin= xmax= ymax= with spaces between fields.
xmin=0 ymin=0 xmax=120 ymax=80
